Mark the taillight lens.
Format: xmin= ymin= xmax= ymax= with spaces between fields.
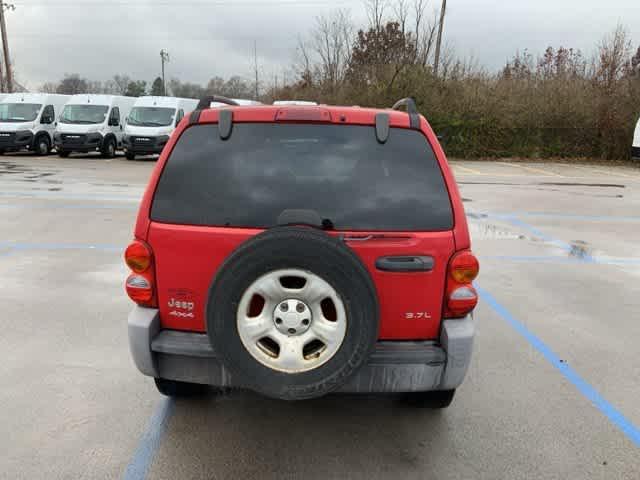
xmin=124 ymin=240 xmax=157 ymax=307
xmin=447 ymin=286 xmax=478 ymax=317
xmin=125 ymin=240 xmax=152 ymax=273
xmin=450 ymin=250 xmax=479 ymax=283
xmin=444 ymin=251 xmax=479 ymax=319
xmin=126 ymin=274 xmax=153 ymax=303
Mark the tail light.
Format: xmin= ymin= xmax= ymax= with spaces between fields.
xmin=444 ymin=250 xmax=479 ymax=318
xmin=124 ymin=240 xmax=157 ymax=307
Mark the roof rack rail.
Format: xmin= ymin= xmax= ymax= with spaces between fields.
xmin=196 ymin=95 xmax=239 ymax=110
xmin=391 ymin=97 xmax=420 ymax=129
xmin=391 ymin=97 xmax=418 ymax=114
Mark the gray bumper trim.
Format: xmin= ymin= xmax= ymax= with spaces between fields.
xmin=439 ymin=316 xmax=475 ymax=389
xmin=129 ymin=307 xmax=475 ymax=393
xmin=128 ymin=306 xmax=160 ymax=377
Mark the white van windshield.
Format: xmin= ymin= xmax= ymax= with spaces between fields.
xmin=0 ymin=103 xmax=42 ymax=122
xmin=59 ymin=105 xmax=109 ymax=124
xmin=127 ymin=107 xmax=175 ymax=127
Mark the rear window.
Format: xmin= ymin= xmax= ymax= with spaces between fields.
xmin=151 ymin=123 xmax=453 ymax=231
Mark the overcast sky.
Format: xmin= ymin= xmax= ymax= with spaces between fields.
xmin=8 ymin=0 xmax=639 ymax=90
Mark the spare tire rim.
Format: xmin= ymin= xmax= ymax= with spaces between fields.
xmin=236 ymin=268 xmax=347 ymax=374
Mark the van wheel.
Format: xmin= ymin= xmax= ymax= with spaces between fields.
xmin=58 ymin=150 xmax=70 ymax=158
xmin=154 ymin=378 xmax=209 ymax=397
xmin=125 ymin=152 xmax=136 ymax=161
xmin=101 ymin=138 xmax=116 ymax=158
xmin=35 ymin=135 xmax=51 ymax=156
xmin=402 ymin=389 xmax=456 ymax=409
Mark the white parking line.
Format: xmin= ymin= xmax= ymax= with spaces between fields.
xmin=498 ymin=162 xmax=564 ymax=177
xmin=453 ymin=164 xmax=485 ymax=175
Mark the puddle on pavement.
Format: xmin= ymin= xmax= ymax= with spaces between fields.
xmin=0 ymin=159 xmax=61 ymax=186
xmin=534 ymin=187 xmax=623 ymax=199
xmin=460 ymin=181 xmax=625 ymax=189
xmin=467 ymin=221 xmax=529 ymax=240
xmin=538 ymin=182 xmax=625 ymax=188
xmin=568 ymin=240 xmax=592 ymax=259
xmin=461 ymin=178 xmax=625 ymax=199
xmin=90 ymin=182 xmax=132 ymax=188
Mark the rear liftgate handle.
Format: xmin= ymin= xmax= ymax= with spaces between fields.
xmin=375 ymin=256 xmax=434 ymax=272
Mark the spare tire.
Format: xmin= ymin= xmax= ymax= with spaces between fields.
xmin=207 ymin=226 xmax=379 ymax=400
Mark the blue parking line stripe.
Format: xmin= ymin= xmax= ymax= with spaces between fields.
xmin=0 ymin=191 xmax=141 ymax=202
xmin=516 ymin=212 xmax=640 ymax=222
xmin=480 ymin=255 xmax=640 ymax=265
xmin=477 ymin=286 xmax=640 ymax=448
xmin=502 ymin=216 xmax=573 ymax=249
xmin=490 ymin=215 xmax=596 ymax=262
xmin=123 ymin=398 xmax=175 ymax=480
xmin=470 ymin=211 xmax=640 ymax=223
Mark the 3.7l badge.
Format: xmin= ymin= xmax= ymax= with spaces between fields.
xmin=405 ymin=312 xmax=432 ymax=319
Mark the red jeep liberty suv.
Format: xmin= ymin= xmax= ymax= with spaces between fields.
xmin=126 ymin=96 xmax=478 ymax=408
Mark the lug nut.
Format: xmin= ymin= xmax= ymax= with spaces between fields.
xmin=296 ymin=303 xmax=305 ymax=313
xmin=288 ymin=328 xmax=296 ymax=334
xmin=302 ymin=319 xmax=310 ymax=325
xmin=280 ymin=303 xmax=289 ymax=312
xmin=275 ymin=318 xmax=283 ymax=325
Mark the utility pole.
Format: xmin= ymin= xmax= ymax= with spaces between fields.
xmin=0 ymin=1 xmax=15 ymax=92
xmin=433 ymin=0 xmax=447 ymax=76
xmin=0 ymin=36 xmax=4 ymax=92
xmin=160 ymin=49 xmax=170 ymax=96
xmin=253 ymin=40 xmax=259 ymax=100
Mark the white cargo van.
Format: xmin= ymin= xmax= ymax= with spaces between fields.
xmin=54 ymin=95 xmax=136 ymax=158
xmin=122 ymin=96 xmax=197 ymax=160
xmin=0 ymin=93 xmax=70 ymax=155
xmin=210 ymin=98 xmax=261 ymax=107
xmin=633 ymin=116 xmax=640 ymax=160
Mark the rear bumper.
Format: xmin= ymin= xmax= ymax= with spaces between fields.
xmin=128 ymin=306 xmax=475 ymax=393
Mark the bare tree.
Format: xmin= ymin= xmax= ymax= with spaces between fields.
xmin=594 ymin=24 xmax=632 ymax=89
xmin=412 ymin=0 xmax=437 ymax=67
xmin=56 ymin=74 xmax=89 ymax=94
xmin=394 ymin=0 xmax=409 ymax=33
xmin=295 ymin=35 xmax=315 ymax=86
xmin=111 ymin=74 xmax=131 ymax=95
xmin=40 ymin=81 xmax=58 ymax=93
xmin=365 ymin=0 xmax=387 ymax=31
xmin=87 ymin=80 xmax=105 ymax=93
xmin=311 ymin=9 xmax=354 ymax=89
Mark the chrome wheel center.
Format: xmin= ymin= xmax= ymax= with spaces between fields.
xmin=274 ymin=299 xmax=312 ymax=336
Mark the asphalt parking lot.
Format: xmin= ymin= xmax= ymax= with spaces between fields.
xmin=1 ymin=154 xmax=639 ymax=479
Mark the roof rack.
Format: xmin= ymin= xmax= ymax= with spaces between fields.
xmin=391 ymin=97 xmax=418 ymax=114
xmin=196 ymin=95 xmax=239 ymax=110
xmin=391 ymin=97 xmax=420 ymax=129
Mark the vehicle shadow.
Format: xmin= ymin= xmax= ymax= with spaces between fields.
xmin=152 ymin=390 xmax=456 ymax=480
